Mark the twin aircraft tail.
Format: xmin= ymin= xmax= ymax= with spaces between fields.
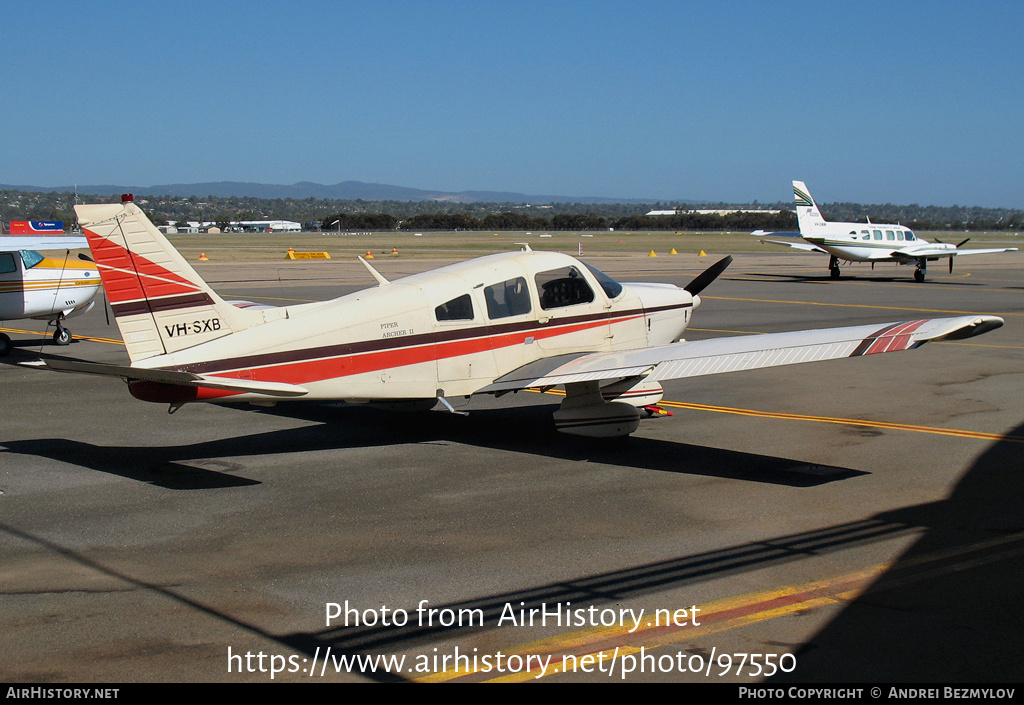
xmin=792 ymin=180 xmax=826 ymax=234
xmin=75 ymin=200 xmax=261 ymax=362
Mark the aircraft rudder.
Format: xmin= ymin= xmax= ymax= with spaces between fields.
xmin=792 ymin=180 xmax=826 ymax=233
xmin=75 ymin=198 xmax=253 ymax=361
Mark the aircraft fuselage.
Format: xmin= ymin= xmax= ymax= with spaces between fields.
xmin=130 ymin=250 xmax=696 ymax=405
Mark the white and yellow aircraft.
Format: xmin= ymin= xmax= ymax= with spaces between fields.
xmin=28 ymin=196 xmax=1005 ymax=437
xmin=0 ymin=235 xmax=101 ymax=356
xmin=753 ymin=181 xmax=1017 ymax=282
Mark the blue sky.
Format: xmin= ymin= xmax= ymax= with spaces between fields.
xmin=4 ymin=1 xmax=1022 ymax=207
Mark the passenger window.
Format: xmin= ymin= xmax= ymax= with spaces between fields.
xmin=435 ymin=293 xmax=474 ymax=321
xmin=886 ymin=230 xmax=895 ymax=240
xmin=484 ymin=277 xmax=531 ymax=319
xmin=0 ymin=253 xmax=16 ymax=274
xmin=873 ymin=230 xmax=883 ymax=240
xmin=897 ymin=231 xmax=904 ymax=241
xmin=861 ymin=230 xmax=870 ymax=240
xmin=535 ymin=266 xmax=595 ymax=310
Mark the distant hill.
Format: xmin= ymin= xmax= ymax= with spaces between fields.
xmin=0 ymin=180 xmax=664 ymax=205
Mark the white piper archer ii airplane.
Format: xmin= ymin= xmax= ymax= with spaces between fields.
xmin=752 ymin=181 xmax=1017 ymax=282
xmin=27 ymin=195 xmax=1006 ymax=438
xmin=0 ymin=234 xmax=101 ymax=356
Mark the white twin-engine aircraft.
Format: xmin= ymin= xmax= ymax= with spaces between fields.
xmin=753 ymin=181 xmax=1017 ymax=282
xmin=0 ymin=235 xmax=101 ymax=356
xmin=30 ymin=195 xmax=1005 ymax=438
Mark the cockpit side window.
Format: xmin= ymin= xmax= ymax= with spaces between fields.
xmin=484 ymin=277 xmax=531 ymax=319
xmin=435 ymin=293 xmax=474 ymax=321
xmin=905 ymin=230 xmax=916 ymax=241
xmin=0 ymin=253 xmax=16 ymax=274
xmin=535 ymin=266 xmax=595 ymax=310
xmin=20 ymin=250 xmax=45 ymax=269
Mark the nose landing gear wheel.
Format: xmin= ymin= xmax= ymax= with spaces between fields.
xmin=53 ymin=327 xmax=72 ymax=346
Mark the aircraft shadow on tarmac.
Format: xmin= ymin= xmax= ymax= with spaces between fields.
xmin=766 ymin=420 xmax=1024 ymax=682
xmin=2 ymin=417 xmax=1019 ymax=681
xmin=0 ymin=400 xmax=865 ymax=490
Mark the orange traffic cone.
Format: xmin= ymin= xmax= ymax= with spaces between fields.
xmin=198 ymin=253 xmax=209 ymax=261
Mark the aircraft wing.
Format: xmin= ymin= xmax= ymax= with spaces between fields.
xmin=750 ymin=230 xmax=826 ymax=253
xmin=891 ymin=247 xmax=1018 ymax=260
xmin=22 ymin=359 xmax=309 ymax=397
xmin=0 ymin=236 xmax=89 ymax=251
xmin=479 ymin=315 xmax=1003 ymax=392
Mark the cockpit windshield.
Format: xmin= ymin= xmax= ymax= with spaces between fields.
xmin=20 ymin=250 xmax=45 ymax=269
xmin=581 ymin=261 xmax=623 ymax=299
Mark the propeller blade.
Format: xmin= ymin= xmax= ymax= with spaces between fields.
xmin=78 ymin=252 xmax=94 ymax=262
xmin=685 ymin=255 xmax=733 ymax=296
xmin=956 ymin=238 xmax=971 ymax=248
xmin=949 ymin=258 xmax=954 ymax=274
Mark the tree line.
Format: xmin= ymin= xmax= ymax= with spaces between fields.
xmin=4 ymin=188 xmax=1023 ymax=232
xmin=320 ymin=210 xmax=800 ymax=232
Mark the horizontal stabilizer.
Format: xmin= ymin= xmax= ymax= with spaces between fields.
xmin=754 ymin=235 xmax=827 ymax=253
xmin=23 ymin=358 xmax=309 ymax=397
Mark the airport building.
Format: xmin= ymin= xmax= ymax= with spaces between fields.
xmin=645 ymin=208 xmax=782 ymax=216
xmin=160 ymin=219 xmax=302 ymax=234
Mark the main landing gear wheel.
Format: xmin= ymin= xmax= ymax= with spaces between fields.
xmin=914 ymin=262 xmax=927 ymax=283
xmin=0 ymin=332 xmax=11 ymax=357
xmin=53 ymin=327 xmax=72 ymax=346
xmin=828 ymin=256 xmax=840 ymax=279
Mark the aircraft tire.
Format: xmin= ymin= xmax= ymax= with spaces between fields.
xmin=0 ymin=332 xmax=11 ymax=357
xmin=53 ymin=328 xmax=72 ymax=346
xmin=830 ymin=267 xmax=840 ymax=279
xmin=914 ymin=269 xmax=925 ymax=283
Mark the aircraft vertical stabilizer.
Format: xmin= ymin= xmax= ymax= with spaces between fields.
xmin=75 ymin=198 xmax=263 ymax=362
xmin=792 ymin=180 xmax=827 ymax=234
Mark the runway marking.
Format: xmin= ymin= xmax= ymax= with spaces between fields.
xmin=528 ymin=388 xmax=1024 ymax=443
xmin=422 ymin=532 xmax=1024 ymax=682
xmin=0 ymin=326 xmax=123 ymax=345
xmin=662 ymin=401 xmax=1024 ymax=443
xmin=703 ymin=295 xmax=1024 ymax=318
xmin=413 ymin=563 xmax=885 ymax=683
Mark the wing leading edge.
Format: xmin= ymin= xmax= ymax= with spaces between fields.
xmin=480 ymin=315 xmax=1004 ymax=392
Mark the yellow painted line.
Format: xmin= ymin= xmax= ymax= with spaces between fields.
xmin=420 ymin=530 xmax=1024 ymax=682
xmin=527 ymin=389 xmax=1023 ymax=443
xmin=663 ymin=401 xmax=1024 ymax=443
xmin=703 ymin=295 xmax=1024 ymax=318
xmin=0 ymin=327 xmax=124 ymax=346
xmin=417 ymin=564 xmax=887 ymax=683
xmin=220 ymin=292 xmax=319 ymax=303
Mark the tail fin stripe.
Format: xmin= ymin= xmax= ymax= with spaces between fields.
xmin=793 ymin=186 xmax=813 ymax=206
